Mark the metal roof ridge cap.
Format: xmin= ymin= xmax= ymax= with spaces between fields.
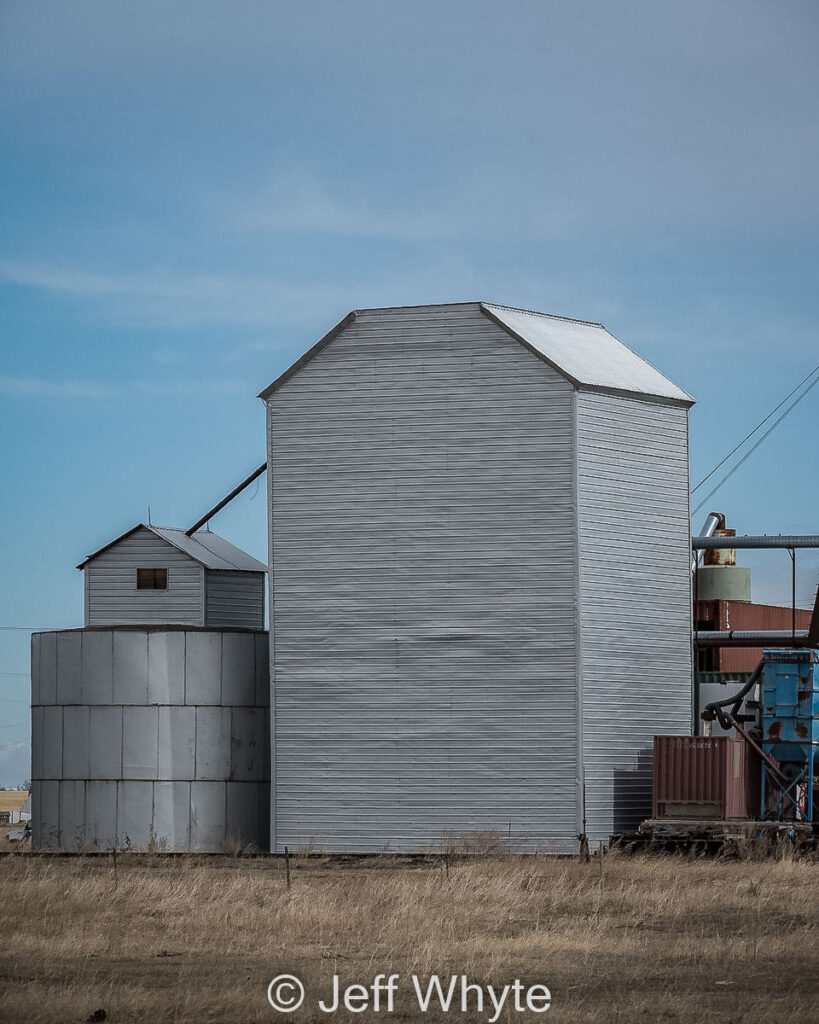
xmin=142 ymin=524 xmax=214 ymax=569
xmin=76 ymin=523 xmax=146 ymax=570
xmin=482 ymin=301 xmax=605 ymax=329
xmin=257 ymin=309 xmax=358 ymax=400
xmin=479 ymin=303 xmax=582 ymax=389
xmin=159 ymin=527 xmax=267 ymax=571
xmin=573 ymin=381 xmax=695 ymax=407
xmin=349 ymin=300 xmax=482 ymax=314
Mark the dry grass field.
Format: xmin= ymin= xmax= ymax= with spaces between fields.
xmin=0 ymin=847 xmax=817 ymax=1023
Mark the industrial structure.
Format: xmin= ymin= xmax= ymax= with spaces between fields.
xmin=634 ymin=522 xmax=819 ymax=850
xmin=638 ymin=643 xmax=819 ymax=850
xmin=695 ymin=602 xmax=813 ymax=672
xmin=261 ymin=302 xmax=695 ymax=852
xmin=691 ymin=523 xmax=814 ymax=734
xmin=30 ymin=527 xmax=269 ymax=852
xmin=28 ymin=299 xmax=819 ymax=856
xmin=692 ymin=521 xmax=812 ymax=671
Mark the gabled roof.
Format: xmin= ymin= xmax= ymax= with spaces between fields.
xmin=77 ymin=525 xmax=268 ymax=572
xmin=481 ymin=304 xmax=693 ymax=404
xmin=258 ymin=301 xmax=694 ymax=406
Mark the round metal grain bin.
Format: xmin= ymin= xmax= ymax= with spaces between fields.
xmin=30 ymin=627 xmax=269 ymax=852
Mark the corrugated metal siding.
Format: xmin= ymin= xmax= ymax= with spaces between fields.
xmin=151 ymin=528 xmax=268 ymax=572
xmin=267 ymin=303 xmax=579 ymax=853
xmin=205 ymin=571 xmax=265 ymax=629
xmin=694 ymin=600 xmax=813 ymax=672
xmin=576 ymin=391 xmax=692 ymax=839
xmin=85 ymin=527 xmax=204 ymax=626
xmin=30 ymin=627 xmax=270 ymax=851
xmin=653 ymin=735 xmax=759 ymax=820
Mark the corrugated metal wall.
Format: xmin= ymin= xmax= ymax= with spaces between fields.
xmin=576 ymin=392 xmax=692 ymax=839
xmin=31 ymin=628 xmax=269 ymax=851
xmin=85 ymin=527 xmax=204 ymax=626
xmin=267 ymin=303 xmax=579 ymax=852
xmin=205 ymin=571 xmax=265 ymax=629
xmin=694 ymin=600 xmax=813 ymax=671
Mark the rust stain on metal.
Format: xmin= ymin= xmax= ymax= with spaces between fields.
xmin=795 ymin=722 xmax=809 ymax=739
xmin=704 ymin=529 xmax=737 ymax=566
xmin=766 ymin=721 xmax=782 ymax=741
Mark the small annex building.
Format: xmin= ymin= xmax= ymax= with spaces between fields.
xmin=77 ymin=525 xmax=267 ymax=629
xmin=260 ymin=301 xmax=695 ymax=853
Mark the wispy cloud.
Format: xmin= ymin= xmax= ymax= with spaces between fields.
xmin=223 ymin=172 xmax=452 ymax=241
xmin=0 ymin=258 xmax=351 ymax=328
xmin=0 ymin=376 xmax=113 ymax=398
xmin=0 ymin=374 xmax=249 ymax=400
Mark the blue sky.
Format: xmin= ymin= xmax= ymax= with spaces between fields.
xmin=1 ymin=1 xmax=817 ymax=785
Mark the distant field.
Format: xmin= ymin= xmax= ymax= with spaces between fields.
xmin=1 ymin=848 xmax=817 ymax=1022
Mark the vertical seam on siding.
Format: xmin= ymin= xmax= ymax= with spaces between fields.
xmin=266 ymin=397 xmax=276 ymax=852
xmin=686 ymin=410 xmax=695 ymax=734
xmin=572 ymin=390 xmax=585 ymax=844
xmin=119 ymin=678 xmax=124 ymax=780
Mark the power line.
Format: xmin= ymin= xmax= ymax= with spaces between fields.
xmin=693 ymin=371 xmax=819 ymax=515
xmin=692 ymin=363 xmax=819 ymax=494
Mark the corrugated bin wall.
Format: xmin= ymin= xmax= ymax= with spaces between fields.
xmin=653 ymin=735 xmax=760 ymax=820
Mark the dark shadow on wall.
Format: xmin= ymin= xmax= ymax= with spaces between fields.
xmin=612 ymin=747 xmax=653 ymax=832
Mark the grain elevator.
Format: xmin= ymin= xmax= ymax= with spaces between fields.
xmin=30 ymin=525 xmax=269 ymax=851
xmin=261 ymin=302 xmax=695 ymax=852
xmin=31 ymin=299 xmax=697 ymax=855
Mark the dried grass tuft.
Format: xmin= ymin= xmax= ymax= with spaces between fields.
xmin=0 ymin=850 xmax=817 ymax=1022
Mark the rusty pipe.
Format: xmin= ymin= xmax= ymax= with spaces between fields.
xmin=691 ymin=511 xmax=725 ymax=573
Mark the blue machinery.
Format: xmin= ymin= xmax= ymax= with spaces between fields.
xmin=761 ymin=650 xmax=819 ymax=823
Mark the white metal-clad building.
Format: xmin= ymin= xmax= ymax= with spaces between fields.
xmin=78 ymin=524 xmax=267 ymax=629
xmin=262 ymin=302 xmax=694 ymax=852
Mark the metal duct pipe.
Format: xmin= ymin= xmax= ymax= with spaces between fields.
xmin=691 ymin=511 xmax=725 ymax=573
xmin=693 ymin=535 xmax=819 ymax=550
xmin=185 ymin=462 xmax=267 ymax=536
xmin=703 ymin=660 xmax=763 ymax=725
xmin=695 ymin=629 xmax=811 ymax=647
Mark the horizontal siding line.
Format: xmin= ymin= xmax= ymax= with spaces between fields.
xmin=269 ymin=306 xmax=581 ymax=850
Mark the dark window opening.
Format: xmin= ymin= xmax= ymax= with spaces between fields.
xmin=137 ymin=568 xmax=168 ymax=590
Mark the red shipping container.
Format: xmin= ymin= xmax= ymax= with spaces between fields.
xmin=653 ymin=735 xmax=760 ymax=820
